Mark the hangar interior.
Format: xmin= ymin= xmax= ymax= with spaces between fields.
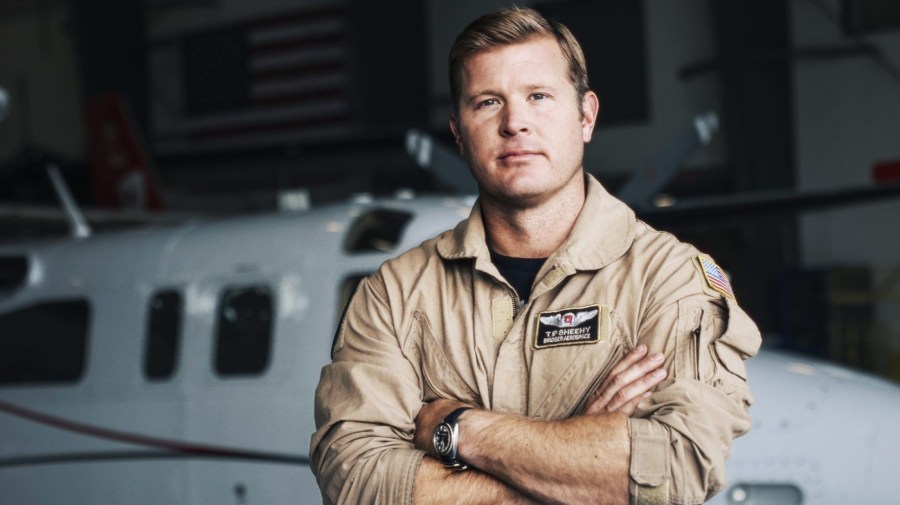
xmin=1 ymin=0 xmax=900 ymax=384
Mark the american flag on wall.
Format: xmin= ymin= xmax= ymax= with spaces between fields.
xmin=155 ymin=6 xmax=355 ymax=153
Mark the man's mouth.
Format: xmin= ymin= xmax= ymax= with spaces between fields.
xmin=499 ymin=150 xmax=541 ymax=161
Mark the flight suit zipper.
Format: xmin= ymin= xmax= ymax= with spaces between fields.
xmin=508 ymin=286 xmax=520 ymax=319
xmin=502 ymin=264 xmax=562 ymax=321
xmin=492 ymin=265 xmax=561 ymax=409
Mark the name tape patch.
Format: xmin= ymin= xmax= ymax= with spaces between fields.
xmin=534 ymin=304 xmax=608 ymax=349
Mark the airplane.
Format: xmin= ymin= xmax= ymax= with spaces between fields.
xmin=2 ymin=185 xmax=900 ymax=504
xmin=2 ymin=96 xmax=900 ymax=504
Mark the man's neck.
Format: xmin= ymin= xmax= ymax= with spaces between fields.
xmin=481 ymin=181 xmax=586 ymax=259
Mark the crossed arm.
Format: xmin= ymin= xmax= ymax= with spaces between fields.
xmin=411 ymin=345 xmax=667 ymax=505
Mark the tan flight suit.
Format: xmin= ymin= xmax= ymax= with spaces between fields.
xmin=311 ymin=175 xmax=761 ymax=505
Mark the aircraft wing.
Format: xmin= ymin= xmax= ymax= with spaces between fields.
xmin=406 ymin=123 xmax=900 ymax=227
xmin=637 ymin=181 xmax=900 ymax=227
xmin=0 ymin=203 xmax=199 ymax=243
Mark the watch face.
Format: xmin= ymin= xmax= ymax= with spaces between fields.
xmin=433 ymin=423 xmax=453 ymax=455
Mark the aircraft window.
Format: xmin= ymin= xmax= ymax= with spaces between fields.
xmin=343 ymin=209 xmax=412 ymax=253
xmin=0 ymin=256 xmax=29 ymax=292
xmin=0 ymin=299 xmax=90 ymax=384
xmin=214 ymin=285 xmax=273 ymax=376
xmin=144 ymin=290 xmax=182 ymax=381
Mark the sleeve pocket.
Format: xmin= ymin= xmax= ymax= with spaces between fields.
xmin=712 ymin=297 xmax=762 ymax=391
xmin=674 ymin=300 xmax=721 ymax=384
xmin=714 ymin=340 xmax=748 ymax=381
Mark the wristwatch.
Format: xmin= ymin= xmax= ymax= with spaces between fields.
xmin=432 ymin=407 xmax=471 ymax=470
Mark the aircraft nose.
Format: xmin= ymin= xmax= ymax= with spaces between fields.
xmin=870 ymin=407 xmax=900 ymax=501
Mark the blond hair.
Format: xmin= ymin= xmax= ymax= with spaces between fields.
xmin=448 ymin=6 xmax=590 ymax=114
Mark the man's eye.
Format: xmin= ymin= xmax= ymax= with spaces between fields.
xmin=475 ymin=98 xmax=499 ymax=109
xmin=530 ymin=93 xmax=547 ymax=101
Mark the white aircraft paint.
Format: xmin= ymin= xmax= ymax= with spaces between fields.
xmin=1 ymin=193 xmax=898 ymax=505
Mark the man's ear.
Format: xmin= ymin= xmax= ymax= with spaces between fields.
xmin=581 ymin=91 xmax=600 ymax=143
xmin=450 ymin=114 xmax=464 ymax=154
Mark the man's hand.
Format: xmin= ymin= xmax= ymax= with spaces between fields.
xmin=414 ymin=398 xmax=473 ymax=455
xmin=582 ymin=344 xmax=667 ymax=416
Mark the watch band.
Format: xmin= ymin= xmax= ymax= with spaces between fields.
xmin=432 ymin=407 xmax=471 ymax=470
xmin=444 ymin=406 xmax=470 ymax=425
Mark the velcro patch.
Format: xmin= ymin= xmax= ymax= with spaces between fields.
xmin=492 ymin=297 xmax=514 ymax=339
xmin=534 ymin=305 xmax=608 ymax=349
xmin=697 ymin=255 xmax=735 ymax=300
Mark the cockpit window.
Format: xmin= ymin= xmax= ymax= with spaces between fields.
xmin=0 ymin=299 xmax=90 ymax=384
xmin=144 ymin=290 xmax=182 ymax=381
xmin=343 ymin=209 xmax=412 ymax=253
xmin=214 ymin=285 xmax=273 ymax=376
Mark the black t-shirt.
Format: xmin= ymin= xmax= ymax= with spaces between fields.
xmin=489 ymin=249 xmax=547 ymax=304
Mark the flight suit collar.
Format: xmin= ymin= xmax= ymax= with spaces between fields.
xmin=437 ymin=201 xmax=489 ymax=260
xmin=436 ymin=174 xmax=636 ymax=273
xmin=558 ymin=174 xmax=636 ymax=272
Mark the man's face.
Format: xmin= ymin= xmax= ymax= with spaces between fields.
xmin=451 ymin=35 xmax=599 ymax=208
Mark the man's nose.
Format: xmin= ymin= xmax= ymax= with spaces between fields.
xmin=499 ymin=101 xmax=531 ymax=137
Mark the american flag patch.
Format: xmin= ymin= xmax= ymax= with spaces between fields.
xmin=698 ymin=255 xmax=735 ymax=300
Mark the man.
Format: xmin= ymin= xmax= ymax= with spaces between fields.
xmin=311 ymin=6 xmax=760 ymax=505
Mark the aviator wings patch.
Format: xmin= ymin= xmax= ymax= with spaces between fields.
xmin=534 ymin=305 xmax=608 ymax=349
xmin=539 ymin=308 xmax=598 ymax=328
